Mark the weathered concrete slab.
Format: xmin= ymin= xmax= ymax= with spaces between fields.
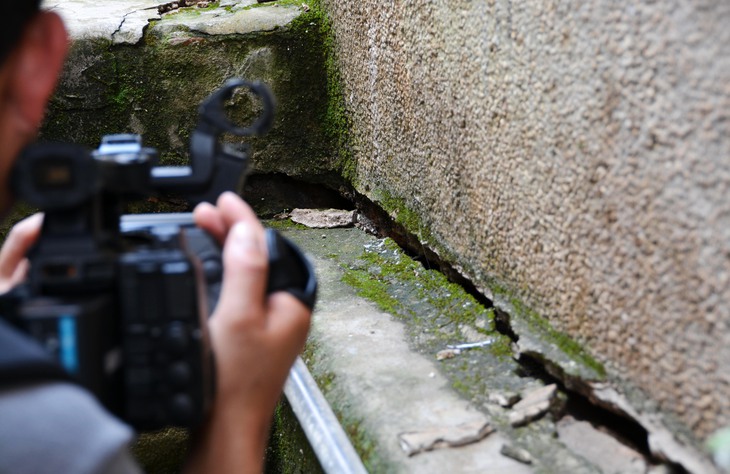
xmin=150 ymin=3 xmax=301 ymax=37
xmin=281 ymin=226 xmax=532 ymax=473
xmin=45 ymin=1 xmax=164 ymax=44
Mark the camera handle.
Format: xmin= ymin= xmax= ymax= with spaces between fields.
xmin=152 ymin=78 xmax=275 ymax=201
xmin=197 ymin=78 xmax=275 ymax=137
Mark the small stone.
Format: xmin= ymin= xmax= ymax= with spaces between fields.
xmin=398 ymin=419 xmax=494 ymax=456
xmin=500 ymin=443 xmax=533 ymax=464
xmin=436 ymin=348 xmax=461 ymax=360
xmin=508 ymin=384 xmax=558 ymax=427
xmin=487 ymin=391 xmax=521 ymax=408
xmin=290 ymin=208 xmax=356 ymax=228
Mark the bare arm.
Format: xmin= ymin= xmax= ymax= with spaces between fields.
xmin=186 ymin=192 xmax=312 ymax=473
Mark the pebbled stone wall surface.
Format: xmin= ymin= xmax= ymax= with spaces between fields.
xmin=321 ymin=0 xmax=730 ymax=440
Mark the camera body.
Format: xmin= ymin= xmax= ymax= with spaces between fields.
xmin=0 ymin=80 xmax=317 ymax=430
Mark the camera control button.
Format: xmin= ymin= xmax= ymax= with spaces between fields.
xmin=168 ymin=362 xmax=192 ymax=389
xmin=163 ymin=322 xmax=189 ymax=356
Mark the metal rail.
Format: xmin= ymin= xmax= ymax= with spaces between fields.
xmin=284 ymin=357 xmax=368 ymax=474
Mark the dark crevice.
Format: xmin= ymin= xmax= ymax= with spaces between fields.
xmin=515 ymin=354 xmax=686 ymax=472
xmin=243 ymin=173 xmax=354 ymax=218
xmin=347 ymin=188 xmax=495 ymax=311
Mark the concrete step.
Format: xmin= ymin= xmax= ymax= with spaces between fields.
xmin=274 ymin=222 xmax=660 ymax=473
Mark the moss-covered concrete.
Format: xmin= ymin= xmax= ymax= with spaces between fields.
xmin=265 ymin=399 xmax=324 ymax=474
xmin=40 ymin=1 xmax=346 ymax=202
xmin=132 ymin=428 xmax=190 ymax=474
xmin=281 ymin=226 xmax=639 ymax=473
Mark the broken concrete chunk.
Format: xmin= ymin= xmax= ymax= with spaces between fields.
xmin=557 ymin=416 xmax=647 ymax=474
xmin=487 ymin=391 xmax=521 ymax=408
xmin=290 ymin=209 xmax=356 ymax=228
xmin=398 ymin=419 xmax=495 ymax=456
xmin=500 ymin=443 xmax=533 ymax=465
xmin=509 ymin=384 xmax=557 ymax=427
xmin=587 ymin=382 xmax=719 ymax=474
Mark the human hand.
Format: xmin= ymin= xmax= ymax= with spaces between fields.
xmin=187 ymin=192 xmax=312 ymax=473
xmin=0 ymin=213 xmax=43 ymax=294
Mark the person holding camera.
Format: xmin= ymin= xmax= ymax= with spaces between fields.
xmin=0 ymin=3 xmax=312 ymax=473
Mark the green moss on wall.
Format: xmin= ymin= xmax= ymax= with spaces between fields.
xmin=266 ymin=399 xmax=324 ymax=474
xmin=490 ymin=281 xmax=607 ymax=380
xmin=290 ymin=0 xmax=355 ymax=185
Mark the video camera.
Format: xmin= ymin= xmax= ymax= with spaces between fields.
xmin=0 ymin=79 xmax=317 ymax=430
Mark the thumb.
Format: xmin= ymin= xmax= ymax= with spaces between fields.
xmin=213 ymin=222 xmax=268 ymax=325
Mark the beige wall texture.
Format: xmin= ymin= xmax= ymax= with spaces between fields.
xmin=321 ymin=0 xmax=730 ymax=439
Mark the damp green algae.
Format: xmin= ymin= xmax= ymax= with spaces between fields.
xmin=291 ymin=0 xmax=355 ymax=184
xmin=266 ymin=399 xmax=324 ymax=474
xmin=340 ymin=237 xmax=510 ymax=359
xmin=264 ymin=218 xmax=311 ymax=231
xmin=490 ymin=282 xmax=607 ymax=380
xmin=132 ymin=427 xmax=190 ymax=474
xmin=359 ymin=184 xmax=607 ymax=382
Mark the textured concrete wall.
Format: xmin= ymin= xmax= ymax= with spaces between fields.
xmin=321 ymin=0 xmax=730 ymax=439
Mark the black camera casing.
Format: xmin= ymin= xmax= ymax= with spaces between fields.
xmin=0 ymin=79 xmax=317 ymax=430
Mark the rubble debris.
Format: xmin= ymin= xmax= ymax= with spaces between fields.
xmin=290 ymin=209 xmax=356 ymax=228
xmin=398 ymin=419 xmax=495 ymax=456
xmin=158 ymin=0 xmax=209 ymax=14
xmin=557 ymin=416 xmax=647 ymax=474
xmin=437 ymin=339 xmax=494 ymax=360
xmin=436 ymin=348 xmax=461 ymax=360
xmin=587 ymin=383 xmax=720 ymax=474
xmin=508 ymin=384 xmax=557 ymax=427
xmin=487 ymin=391 xmax=521 ymax=408
xmin=500 ymin=443 xmax=533 ymax=465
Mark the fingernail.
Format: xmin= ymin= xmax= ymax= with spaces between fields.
xmin=230 ymin=222 xmax=257 ymax=251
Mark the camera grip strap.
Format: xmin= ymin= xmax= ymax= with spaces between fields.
xmin=265 ymin=229 xmax=317 ymax=311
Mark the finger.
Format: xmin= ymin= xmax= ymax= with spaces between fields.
xmin=214 ymin=221 xmax=269 ymax=326
xmin=193 ymin=202 xmax=226 ymax=244
xmin=0 ymin=213 xmax=43 ymax=279
xmin=267 ymin=292 xmax=311 ymax=349
xmin=216 ymin=192 xmax=263 ymax=233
